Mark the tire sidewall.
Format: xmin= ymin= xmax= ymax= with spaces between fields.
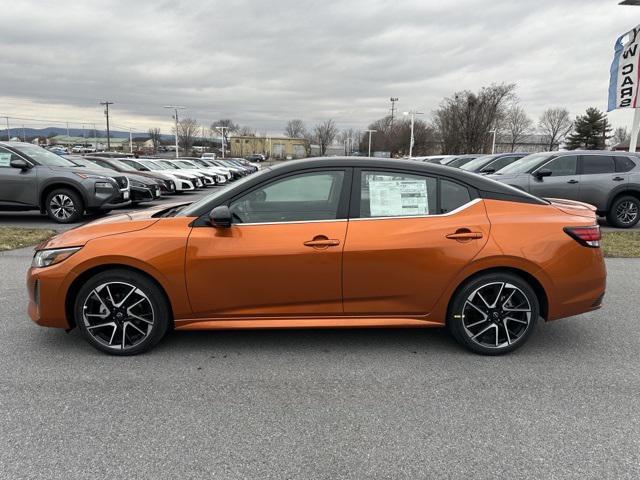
xmin=74 ymin=269 xmax=170 ymax=355
xmin=448 ymin=272 xmax=539 ymax=355
xmin=607 ymin=195 xmax=640 ymax=229
xmin=45 ymin=188 xmax=84 ymax=224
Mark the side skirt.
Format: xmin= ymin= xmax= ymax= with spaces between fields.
xmin=174 ymin=317 xmax=443 ymax=331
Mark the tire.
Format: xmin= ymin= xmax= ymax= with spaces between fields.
xmin=74 ymin=269 xmax=171 ymax=355
xmin=447 ymin=272 xmax=539 ymax=355
xmin=606 ymin=195 xmax=640 ymax=229
xmin=45 ymin=188 xmax=84 ymax=223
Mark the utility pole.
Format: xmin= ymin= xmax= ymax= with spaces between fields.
xmin=5 ymin=117 xmax=10 ymax=140
xmin=364 ymin=129 xmax=377 ymax=157
xmin=214 ymin=126 xmax=228 ymax=158
xmin=100 ymin=101 xmax=114 ymax=150
xmin=164 ymin=106 xmax=185 ymax=158
xmin=93 ymin=123 xmax=97 ymax=151
xmin=129 ymin=128 xmax=133 ymax=154
xmin=22 ymin=125 xmax=26 ymax=142
xmin=403 ymin=110 xmax=424 ymax=157
xmin=390 ymin=97 xmax=399 ymax=126
xmin=66 ymin=122 xmax=70 ymax=138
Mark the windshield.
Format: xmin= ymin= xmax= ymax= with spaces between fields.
xmin=176 ymin=161 xmax=196 ymax=168
xmin=459 ymin=155 xmax=495 ymax=171
xmin=446 ymin=156 xmax=477 ymax=168
xmin=14 ymin=145 xmax=77 ymax=167
xmin=140 ymin=160 xmax=163 ymax=170
xmin=497 ymin=153 xmax=553 ymax=175
xmin=180 ymin=168 xmax=272 ymax=217
xmin=109 ymin=159 xmax=138 ymax=172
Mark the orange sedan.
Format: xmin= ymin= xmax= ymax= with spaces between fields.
xmin=26 ymin=158 xmax=606 ymax=355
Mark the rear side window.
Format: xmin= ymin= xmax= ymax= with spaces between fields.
xmin=541 ymin=156 xmax=577 ymax=176
xmin=582 ymin=155 xmax=615 ymax=174
xmin=483 ymin=156 xmax=519 ymax=173
xmin=441 ymin=180 xmax=471 ymax=213
xmin=360 ymin=171 xmax=437 ymax=217
xmin=615 ymin=156 xmax=636 ymax=173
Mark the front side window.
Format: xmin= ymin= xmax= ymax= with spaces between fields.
xmin=11 ymin=144 xmax=75 ymax=167
xmin=229 ymin=171 xmax=345 ymax=224
xmin=540 ymin=156 xmax=577 ymax=176
xmin=582 ymin=155 xmax=615 ymax=174
xmin=0 ymin=147 xmax=20 ymax=168
xmin=360 ymin=171 xmax=437 ymax=217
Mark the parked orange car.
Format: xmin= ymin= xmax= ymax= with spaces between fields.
xmin=26 ymin=158 xmax=606 ymax=355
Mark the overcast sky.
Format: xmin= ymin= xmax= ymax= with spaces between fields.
xmin=0 ymin=0 xmax=638 ymax=135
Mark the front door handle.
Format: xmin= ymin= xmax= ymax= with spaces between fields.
xmin=567 ymin=179 xmax=579 ymax=184
xmin=446 ymin=230 xmax=483 ymax=241
xmin=613 ymin=176 xmax=625 ymax=182
xmin=304 ymin=236 xmax=341 ymax=248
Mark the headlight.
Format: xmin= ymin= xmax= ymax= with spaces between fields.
xmin=95 ymin=181 xmax=114 ymax=189
xmin=32 ymin=247 xmax=82 ymax=268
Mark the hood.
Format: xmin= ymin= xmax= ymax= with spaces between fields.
xmin=546 ymin=198 xmax=597 ymax=220
xmin=37 ymin=203 xmax=185 ymax=249
xmin=46 ymin=165 xmax=114 ymax=177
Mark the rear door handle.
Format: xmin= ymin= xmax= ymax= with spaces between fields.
xmin=567 ymin=180 xmax=579 ymax=184
xmin=613 ymin=177 xmax=625 ymax=182
xmin=446 ymin=230 xmax=483 ymax=240
xmin=304 ymin=236 xmax=341 ymax=248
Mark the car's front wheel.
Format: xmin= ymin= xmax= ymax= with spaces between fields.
xmin=447 ymin=272 xmax=539 ymax=355
xmin=45 ymin=188 xmax=84 ymax=223
xmin=607 ymin=195 xmax=640 ymax=229
xmin=74 ymin=269 xmax=171 ymax=355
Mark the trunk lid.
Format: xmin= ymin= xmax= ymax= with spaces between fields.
xmin=546 ymin=198 xmax=597 ymax=220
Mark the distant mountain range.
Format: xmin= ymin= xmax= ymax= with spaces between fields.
xmin=0 ymin=126 xmax=176 ymax=140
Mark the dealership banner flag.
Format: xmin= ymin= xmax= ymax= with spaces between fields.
xmin=609 ymin=24 xmax=640 ymax=111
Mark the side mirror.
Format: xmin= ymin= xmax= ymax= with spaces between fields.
xmin=10 ymin=158 xmax=30 ymax=171
xmin=534 ymin=169 xmax=552 ymax=180
xmin=208 ymin=205 xmax=232 ymax=228
xmin=139 ymin=166 xmax=150 ymax=171
xmin=480 ymin=167 xmax=495 ymax=174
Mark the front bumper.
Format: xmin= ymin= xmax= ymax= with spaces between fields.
xmin=131 ymin=184 xmax=161 ymax=203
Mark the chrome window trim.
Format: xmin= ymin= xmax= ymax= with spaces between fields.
xmin=235 ymin=218 xmax=348 ymax=227
xmin=350 ymin=198 xmax=482 ymax=221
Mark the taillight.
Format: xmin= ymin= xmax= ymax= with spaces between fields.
xmin=564 ymin=225 xmax=601 ymax=248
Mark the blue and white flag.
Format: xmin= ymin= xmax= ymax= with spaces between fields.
xmin=609 ymin=25 xmax=640 ymax=111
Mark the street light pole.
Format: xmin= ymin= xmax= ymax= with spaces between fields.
xmin=489 ymin=129 xmax=497 ymax=154
xmin=403 ymin=110 xmax=424 ymax=157
xmin=364 ymin=129 xmax=377 ymax=157
xmin=214 ymin=126 xmax=228 ymax=158
xmin=164 ymin=105 xmax=185 ymax=158
xmin=100 ymin=101 xmax=114 ymax=150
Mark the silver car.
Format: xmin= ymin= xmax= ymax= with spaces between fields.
xmin=488 ymin=150 xmax=640 ymax=228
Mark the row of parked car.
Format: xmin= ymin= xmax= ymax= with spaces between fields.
xmin=410 ymin=151 xmax=640 ymax=228
xmin=0 ymin=142 xmax=259 ymax=223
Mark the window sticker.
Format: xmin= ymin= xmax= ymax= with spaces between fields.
xmin=0 ymin=152 xmax=11 ymax=167
xmin=368 ymin=178 xmax=428 ymax=216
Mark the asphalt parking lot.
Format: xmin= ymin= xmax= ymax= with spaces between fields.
xmin=1 ymin=245 xmax=639 ymax=479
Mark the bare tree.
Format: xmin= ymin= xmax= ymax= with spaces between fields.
xmin=503 ymin=105 xmax=533 ymax=152
xmin=238 ymin=125 xmax=256 ymax=136
xmin=538 ymin=108 xmax=573 ymax=151
xmin=337 ymin=128 xmax=362 ymax=154
xmin=148 ymin=128 xmax=162 ymax=153
xmin=612 ymin=126 xmax=630 ymax=147
xmin=176 ymin=118 xmax=199 ymax=152
xmin=434 ymin=83 xmax=516 ymax=154
xmin=359 ymin=116 xmax=437 ymax=156
xmin=284 ymin=119 xmax=308 ymax=139
xmin=212 ymin=119 xmax=239 ymax=147
xmin=314 ymin=119 xmax=338 ymax=156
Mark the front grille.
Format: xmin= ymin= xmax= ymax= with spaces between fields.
xmin=113 ymin=176 xmax=129 ymax=190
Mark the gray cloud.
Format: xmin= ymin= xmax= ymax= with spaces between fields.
xmin=0 ymin=0 xmax=636 ymax=133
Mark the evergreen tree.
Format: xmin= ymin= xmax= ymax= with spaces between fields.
xmin=565 ymin=107 xmax=611 ymax=150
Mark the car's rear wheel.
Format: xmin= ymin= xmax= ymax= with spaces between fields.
xmin=447 ymin=272 xmax=539 ymax=355
xmin=607 ymin=195 xmax=640 ymax=228
xmin=74 ymin=269 xmax=170 ymax=355
xmin=45 ymin=188 xmax=84 ymax=223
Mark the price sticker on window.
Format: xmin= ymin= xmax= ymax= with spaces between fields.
xmin=369 ymin=178 xmax=428 ymax=217
xmin=0 ymin=152 xmax=11 ymax=167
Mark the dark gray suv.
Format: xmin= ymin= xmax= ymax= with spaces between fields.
xmin=0 ymin=142 xmax=131 ymax=223
xmin=488 ymin=150 xmax=640 ymax=228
